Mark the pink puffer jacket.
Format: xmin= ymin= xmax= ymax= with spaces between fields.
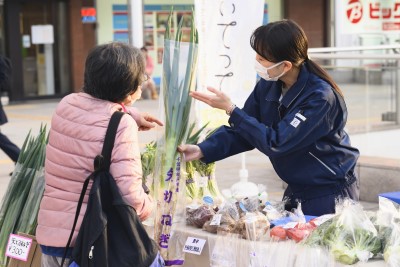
xmin=36 ymin=93 xmax=153 ymax=247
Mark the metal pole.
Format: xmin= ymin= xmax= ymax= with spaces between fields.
xmin=397 ymin=60 xmax=400 ymax=124
xmin=128 ymin=0 xmax=144 ymax=48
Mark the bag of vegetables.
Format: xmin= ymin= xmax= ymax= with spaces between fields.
xmin=383 ymin=220 xmax=400 ymax=267
xmin=303 ymin=199 xmax=381 ymax=265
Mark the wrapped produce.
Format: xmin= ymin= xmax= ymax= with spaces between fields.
xmin=303 ymin=199 xmax=381 ymax=265
xmin=383 ymin=220 xmax=400 ymax=267
xmin=242 ymin=211 xmax=270 ymax=241
xmin=203 ymin=201 xmax=239 ymax=235
xmin=186 ymin=204 xmax=216 ymax=228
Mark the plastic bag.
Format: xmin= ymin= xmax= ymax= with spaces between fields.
xmin=209 ymin=232 xmax=258 ymax=267
xmin=383 ymin=220 xmax=400 ymax=267
xmin=203 ymin=201 xmax=239 ymax=235
xmin=186 ymin=204 xmax=215 ymax=228
xmin=242 ymin=212 xmax=270 ymax=241
xmin=376 ymin=196 xmax=400 ymax=251
xmin=313 ymin=199 xmax=381 ymax=265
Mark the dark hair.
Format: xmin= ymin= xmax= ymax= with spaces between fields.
xmin=250 ymin=19 xmax=343 ymax=97
xmin=83 ymin=42 xmax=145 ymax=103
xmin=140 ymin=46 xmax=148 ymax=52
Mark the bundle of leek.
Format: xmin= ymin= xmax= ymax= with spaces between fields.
xmin=192 ymin=127 xmax=223 ymax=204
xmin=152 ymin=10 xmax=198 ymax=265
xmin=192 ymin=160 xmax=224 ymax=204
xmin=0 ymin=126 xmax=48 ymax=267
xmin=184 ymin=122 xmax=209 ymax=201
xmin=141 ymin=141 xmax=157 ymax=186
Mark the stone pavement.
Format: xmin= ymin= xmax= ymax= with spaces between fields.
xmin=1 ymin=98 xmax=397 ymax=212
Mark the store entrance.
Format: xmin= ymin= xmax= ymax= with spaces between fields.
xmin=4 ymin=0 xmax=70 ymax=100
xmin=20 ymin=1 xmax=70 ymax=97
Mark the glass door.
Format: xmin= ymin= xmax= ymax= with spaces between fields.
xmin=20 ymin=1 xmax=70 ymax=97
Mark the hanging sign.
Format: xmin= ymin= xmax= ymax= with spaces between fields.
xmin=31 ymin=25 xmax=54 ymax=44
xmin=194 ymin=0 xmax=264 ymax=127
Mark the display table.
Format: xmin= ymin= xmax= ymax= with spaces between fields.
xmin=167 ymin=223 xmax=388 ymax=267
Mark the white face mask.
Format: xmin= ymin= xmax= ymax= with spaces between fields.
xmin=254 ymin=60 xmax=285 ymax=81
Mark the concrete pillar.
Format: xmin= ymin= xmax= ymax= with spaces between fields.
xmin=128 ymin=0 xmax=144 ymax=48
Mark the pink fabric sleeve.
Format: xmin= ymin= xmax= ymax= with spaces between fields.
xmin=110 ymin=115 xmax=153 ymax=220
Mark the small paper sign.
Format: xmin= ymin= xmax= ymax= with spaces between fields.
xmin=209 ymin=214 xmax=222 ymax=226
xmin=183 ymin=236 xmax=206 ymax=255
xmin=5 ymin=234 xmax=33 ymax=261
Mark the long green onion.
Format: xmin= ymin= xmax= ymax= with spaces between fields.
xmin=153 ymin=9 xmax=198 ymax=265
xmin=0 ymin=125 xmax=48 ymax=267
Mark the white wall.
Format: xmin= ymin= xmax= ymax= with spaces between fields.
xmin=265 ymin=0 xmax=283 ymax=22
xmin=96 ymin=0 xmax=127 ymax=45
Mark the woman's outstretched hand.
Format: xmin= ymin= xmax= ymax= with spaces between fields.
xmin=177 ymin=144 xmax=203 ymax=162
xmin=190 ymin=87 xmax=233 ymax=112
xmin=137 ymin=112 xmax=163 ymax=131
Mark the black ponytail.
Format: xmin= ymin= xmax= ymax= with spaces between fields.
xmin=306 ymin=59 xmax=344 ymax=98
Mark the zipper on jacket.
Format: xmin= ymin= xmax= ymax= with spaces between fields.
xmin=278 ymin=103 xmax=283 ymax=120
xmin=88 ymin=246 xmax=94 ymax=259
xmin=309 ymin=152 xmax=337 ymax=175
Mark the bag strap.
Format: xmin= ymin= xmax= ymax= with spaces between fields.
xmin=97 ymin=111 xmax=125 ymax=171
xmin=61 ymin=111 xmax=125 ymax=265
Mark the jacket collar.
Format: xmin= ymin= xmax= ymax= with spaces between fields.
xmin=265 ymin=63 xmax=310 ymax=108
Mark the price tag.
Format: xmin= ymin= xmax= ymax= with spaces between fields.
xmin=182 ymin=236 xmax=206 ymax=255
xmin=5 ymin=234 xmax=33 ymax=261
xmin=209 ymin=214 xmax=222 ymax=226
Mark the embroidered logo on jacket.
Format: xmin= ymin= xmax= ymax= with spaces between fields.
xmin=290 ymin=112 xmax=307 ymax=128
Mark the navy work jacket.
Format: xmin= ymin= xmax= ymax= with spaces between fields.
xmin=198 ymin=63 xmax=359 ymax=192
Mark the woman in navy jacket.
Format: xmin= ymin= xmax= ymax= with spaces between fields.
xmin=179 ymin=20 xmax=360 ymax=216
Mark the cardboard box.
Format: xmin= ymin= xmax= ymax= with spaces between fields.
xmin=7 ymin=233 xmax=41 ymax=267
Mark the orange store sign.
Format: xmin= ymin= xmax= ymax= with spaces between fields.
xmin=339 ymin=0 xmax=400 ymax=33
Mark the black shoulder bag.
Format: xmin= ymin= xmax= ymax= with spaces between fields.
xmin=61 ymin=111 xmax=158 ymax=267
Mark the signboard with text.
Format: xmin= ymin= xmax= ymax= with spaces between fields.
xmin=337 ymin=0 xmax=400 ymax=34
xmin=5 ymin=234 xmax=33 ymax=262
xmin=335 ymin=0 xmax=400 ymax=66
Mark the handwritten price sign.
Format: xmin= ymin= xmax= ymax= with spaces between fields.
xmin=182 ymin=236 xmax=206 ymax=255
xmin=5 ymin=234 xmax=32 ymax=261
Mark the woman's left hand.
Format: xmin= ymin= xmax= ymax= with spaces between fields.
xmin=129 ymin=107 xmax=163 ymax=131
xmin=190 ymin=87 xmax=233 ymax=111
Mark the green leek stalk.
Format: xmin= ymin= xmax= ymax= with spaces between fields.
xmin=191 ymin=127 xmax=223 ymax=204
xmin=141 ymin=141 xmax=157 ymax=190
xmin=153 ymin=9 xmax=199 ymax=264
xmin=185 ymin=161 xmax=197 ymax=200
xmin=184 ymin=122 xmax=209 ymax=201
xmin=0 ymin=126 xmax=48 ymax=267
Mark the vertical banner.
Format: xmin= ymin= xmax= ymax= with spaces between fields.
xmin=194 ymin=0 xmax=264 ymax=128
